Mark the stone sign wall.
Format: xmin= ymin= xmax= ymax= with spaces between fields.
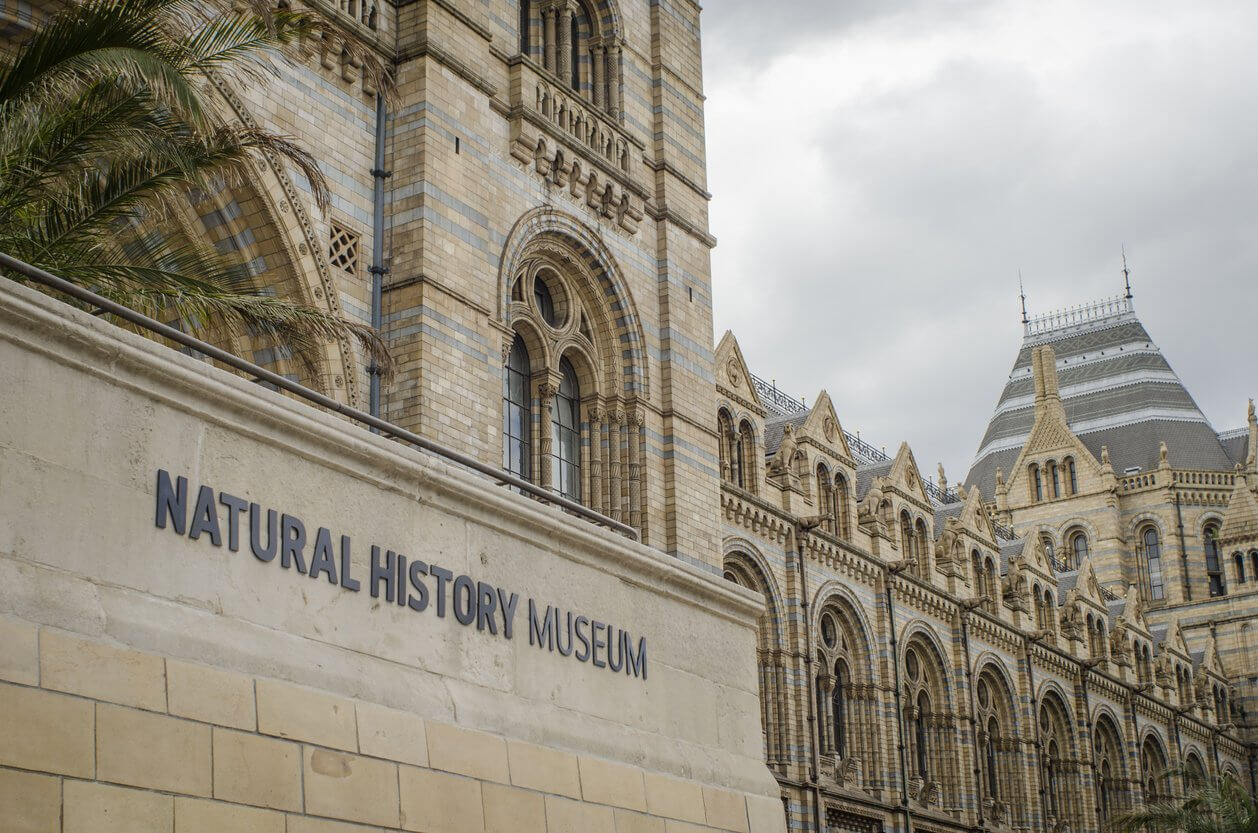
xmin=0 ymin=278 xmax=785 ymax=833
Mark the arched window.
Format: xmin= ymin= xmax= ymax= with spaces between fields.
xmin=1141 ymin=526 xmax=1164 ymax=601
xmin=984 ymin=716 xmax=999 ymax=797
xmin=1041 ymin=534 xmax=1058 ymax=572
xmin=1066 ymin=457 xmax=1078 ymax=494
xmin=503 ymin=335 xmax=531 ymax=480
xmin=550 ymin=358 xmax=580 ymax=500
xmin=972 ymin=550 xmax=986 ymax=600
xmin=913 ymin=690 xmax=930 ymax=778
xmin=1251 ymin=550 xmax=1258 ymax=585
xmin=1049 ymin=461 xmax=1061 ymax=498
xmin=832 ymin=660 xmax=848 ymax=757
xmin=985 ymin=559 xmax=998 ymax=611
xmin=816 ymin=464 xmax=834 ymax=532
xmin=1069 ymin=530 xmax=1089 ymax=570
xmin=835 ymin=475 xmax=851 ymax=540
xmin=724 ymin=555 xmax=786 ymax=773
xmin=717 ymin=409 xmax=735 ymax=485
xmin=1235 ymin=552 xmax=1247 ymax=585
xmin=1031 ymin=464 xmax=1043 ymax=502
xmin=900 ymin=512 xmax=914 ymax=560
xmin=737 ymin=420 xmax=756 ymax=492
xmin=915 ymin=518 xmax=930 ymax=578
xmin=1140 ymin=736 xmax=1168 ymax=805
xmin=519 ymin=0 xmax=531 ymax=54
xmin=1095 ymin=716 xmax=1125 ymax=822
xmin=1185 ymin=753 xmax=1207 ymax=788
xmin=1044 ymin=737 xmax=1060 ymax=817
xmin=1205 ymin=524 xmax=1225 ymax=597
xmin=569 ymin=14 xmax=580 ymax=90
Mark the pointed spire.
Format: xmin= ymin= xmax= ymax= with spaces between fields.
xmin=1019 ymin=270 xmax=1029 ymax=325
xmin=1247 ymin=398 xmax=1256 ymax=472
xmin=1122 ymin=246 xmax=1133 ymax=300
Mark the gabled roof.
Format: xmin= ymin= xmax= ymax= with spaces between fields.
xmin=965 ymin=296 xmax=1231 ymax=496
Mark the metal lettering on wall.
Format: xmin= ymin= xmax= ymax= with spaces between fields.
xmin=153 ymin=469 xmax=647 ymax=679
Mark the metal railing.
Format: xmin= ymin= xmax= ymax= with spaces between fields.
xmin=0 ymin=252 xmax=637 ymax=541
xmin=1024 ymin=294 xmax=1133 ymax=337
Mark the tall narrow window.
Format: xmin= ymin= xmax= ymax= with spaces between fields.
xmin=815 ymin=675 xmax=829 ymax=751
xmin=1234 ymin=552 xmax=1246 ymax=584
xmin=519 ymin=0 xmax=530 ymax=55
xmin=1071 ymin=531 xmax=1089 ymax=570
xmin=1099 ymin=760 xmax=1113 ymax=820
xmin=1050 ymin=461 xmax=1061 ymax=498
xmin=1032 ymin=464 xmax=1043 ymax=502
xmin=832 ymin=661 xmax=848 ymax=757
xmin=1143 ymin=527 xmax=1164 ymax=601
xmin=570 ymin=16 xmax=580 ymax=90
xmin=836 ymin=475 xmax=851 ymax=539
xmin=1250 ymin=551 xmax=1258 ymax=585
xmin=1044 ymin=739 xmax=1059 ymax=817
xmin=913 ymin=692 xmax=930 ymax=778
xmin=503 ymin=335 xmax=531 ymax=480
xmin=1067 ymin=459 xmax=1078 ymax=494
xmin=1205 ymin=525 xmax=1225 ymax=597
xmin=984 ymin=717 xmax=999 ymax=798
xmin=551 ymin=358 xmax=581 ymax=500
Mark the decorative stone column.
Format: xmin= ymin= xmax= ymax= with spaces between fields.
xmin=538 ymin=380 xmax=558 ymax=490
xmin=608 ymin=408 xmax=623 ymax=521
xmin=557 ymin=3 xmax=573 ymax=85
xmin=591 ymin=43 xmax=605 ymax=108
xmin=588 ymin=405 xmax=604 ymax=514
xmin=628 ymin=409 xmax=643 ymax=531
xmin=607 ymin=42 xmax=621 ymax=119
xmin=543 ymin=6 xmax=556 ymax=72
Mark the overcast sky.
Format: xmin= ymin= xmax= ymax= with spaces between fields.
xmin=702 ymin=0 xmax=1258 ymax=486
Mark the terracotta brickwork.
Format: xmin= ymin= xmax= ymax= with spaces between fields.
xmin=713 ymin=331 xmax=1252 ymax=833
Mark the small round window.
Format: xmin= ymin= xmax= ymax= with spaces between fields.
xmin=533 ymin=274 xmax=558 ymax=327
xmin=905 ymin=648 xmax=919 ymax=681
xmin=820 ymin=613 xmax=837 ymax=649
xmin=977 ymin=679 xmax=989 ymax=708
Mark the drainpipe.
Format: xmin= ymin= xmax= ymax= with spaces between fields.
xmin=368 ymin=91 xmax=391 ymax=423
xmin=1175 ymin=492 xmax=1191 ymax=601
xmin=885 ymin=562 xmax=914 ymax=833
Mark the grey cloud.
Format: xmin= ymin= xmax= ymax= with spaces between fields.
xmin=703 ymin=1 xmax=1258 ymax=482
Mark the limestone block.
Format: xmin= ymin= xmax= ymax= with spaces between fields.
xmin=701 ymin=787 xmax=748 ymax=833
xmin=664 ymin=823 xmax=718 ymax=833
xmin=544 ymin=795 xmax=615 ymax=833
xmin=613 ymin=809 xmax=668 ymax=833
xmin=744 ymin=795 xmax=786 ymax=833
xmin=286 ymin=817 xmax=383 ymax=833
xmin=579 ymin=756 xmax=647 ymax=812
xmin=0 ymin=768 xmax=60 ymax=833
xmin=167 ymin=660 xmax=256 ymax=730
xmin=97 ymin=703 xmax=213 ymax=796
xmin=398 ymin=766 xmax=484 ymax=833
xmin=0 ymin=616 xmax=38 ymax=685
xmin=41 ymin=630 xmax=166 ymax=711
xmin=256 ymin=678 xmax=357 ymax=751
xmin=356 ymin=700 xmax=428 ymax=766
xmin=482 ymin=783 xmax=545 ymax=833
xmin=302 ymin=746 xmax=400 ymax=828
xmin=212 ymin=728 xmax=303 ymax=811
xmin=174 ymin=797 xmax=285 ymax=833
xmin=506 ymin=740 xmax=580 ymax=798
xmin=63 ymin=781 xmax=173 ymax=833
xmin=425 ymin=721 xmax=509 ymax=783
xmin=643 ymin=774 xmax=704 ymax=824
xmin=0 ymin=682 xmax=94 ymax=777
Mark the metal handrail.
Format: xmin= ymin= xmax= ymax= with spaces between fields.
xmin=0 ymin=252 xmax=638 ymax=541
